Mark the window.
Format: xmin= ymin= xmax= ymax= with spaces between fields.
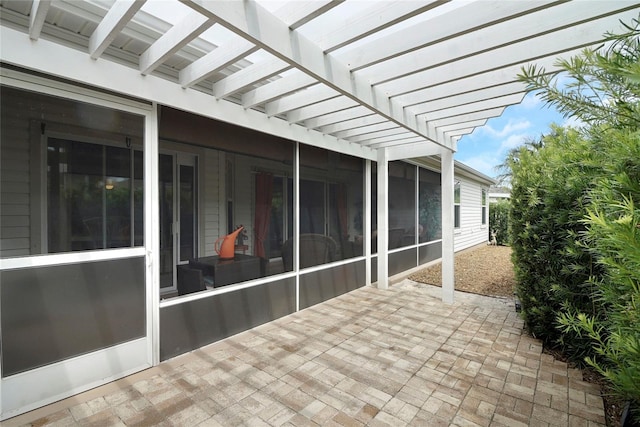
xmin=299 ymin=146 xmax=364 ymax=267
xmin=419 ymin=168 xmax=441 ymax=243
xmin=481 ymin=188 xmax=487 ymax=225
xmin=454 ymin=182 xmax=461 ymax=229
xmin=0 ymin=86 xmax=145 ymax=259
xmin=388 ymin=161 xmax=416 ymax=249
xmin=47 ymin=138 xmax=143 ymax=252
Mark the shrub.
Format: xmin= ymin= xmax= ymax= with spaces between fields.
xmin=508 ymin=127 xmax=603 ymax=355
xmin=557 ymin=127 xmax=640 ymax=417
xmin=489 ymin=200 xmax=510 ymax=245
xmin=514 ymin=18 xmax=640 ymax=420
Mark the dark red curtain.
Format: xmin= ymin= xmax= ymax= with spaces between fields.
xmin=254 ymin=172 xmax=273 ymax=258
xmin=336 ymin=184 xmax=348 ymax=237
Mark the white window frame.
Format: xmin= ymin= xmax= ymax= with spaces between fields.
xmin=454 ymin=181 xmax=461 ymax=229
xmin=481 ymin=188 xmax=488 ymax=226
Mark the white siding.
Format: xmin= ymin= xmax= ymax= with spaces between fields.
xmin=200 ymin=149 xmax=222 ymax=257
xmin=234 ymin=154 xmax=253 ymax=254
xmin=0 ymin=118 xmax=31 ymax=258
xmin=454 ymin=175 xmax=489 ymax=252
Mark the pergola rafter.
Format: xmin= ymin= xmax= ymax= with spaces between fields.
xmin=1 ymin=0 xmax=635 ymax=167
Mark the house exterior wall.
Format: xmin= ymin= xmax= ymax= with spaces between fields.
xmin=201 ymin=149 xmax=223 ymax=257
xmin=0 ymin=116 xmax=30 ymax=258
xmin=454 ymin=174 xmax=490 ymax=251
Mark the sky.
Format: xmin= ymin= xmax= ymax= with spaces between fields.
xmin=455 ymin=92 xmax=573 ymax=182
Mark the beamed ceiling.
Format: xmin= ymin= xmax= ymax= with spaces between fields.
xmin=1 ymin=0 xmax=638 ymax=161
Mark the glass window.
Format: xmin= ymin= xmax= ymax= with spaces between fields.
xmin=163 ymin=113 xmax=295 ymax=295
xmin=47 ymin=139 xmax=142 ymax=252
xmin=0 ymin=86 xmax=144 ymax=258
xmin=454 ymin=182 xmax=461 ymax=229
xmin=179 ymin=164 xmax=197 ymax=261
xmin=299 ymin=146 xmax=364 ymax=267
xmin=481 ymin=188 xmax=487 ymax=225
xmin=388 ymin=161 xmax=416 ymax=249
xmin=419 ymin=168 xmax=441 ymax=243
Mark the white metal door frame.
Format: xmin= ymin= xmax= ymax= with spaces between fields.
xmin=0 ymin=68 xmax=159 ymax=419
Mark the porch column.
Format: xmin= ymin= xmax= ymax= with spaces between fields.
xmin=145 ymin=103 xmax=161 ymax=364
xmin=376 ymin=148 xmax=389 ymax=289
xmin=365 ymin=160 xmax=372 ymax=286
xmin=441 ymin=148 xmax=455 ymax=303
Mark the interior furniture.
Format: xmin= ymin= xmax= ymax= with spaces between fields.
xmin=177 ymin=265 xmax=206 ymax=295
xmin=282 ymin=234 xmax=337 ymax=271
xmin=234 ymin=244 xmax=249 ymax=254
xmin=189 ymin=254 xmax=261 ymax=287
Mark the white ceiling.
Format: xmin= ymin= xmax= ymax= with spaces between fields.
xmin=1 ymin=0 xmax=638 ymax=160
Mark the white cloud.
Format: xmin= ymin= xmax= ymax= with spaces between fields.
xmin=479 ymin=119 xmax=532 ymax=139
xmin=499 ymin=133 xmax=530 ymax=154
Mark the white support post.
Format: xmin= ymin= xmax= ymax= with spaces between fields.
xmin=294 ymin=142 xmax=300 ymax=311
xmin=145 ymin=103 xmax=161 ymax=365
xmin=441 ymin=149 xmax=455 ymax=303
xmin=376 ymin=149 xmax=389 ymax=289
xmin=364 ymin=159 xmax=372 ymax=286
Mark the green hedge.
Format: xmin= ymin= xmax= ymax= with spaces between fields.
xmin=511 ymin=19 xmax=640 ymax=419
xmin=558 ymin=127 xmax=640 ymax=412
xmin=508 ymin=127 xmax=603 ymax=357
xmin=489 ymin=200 xmax=510 ymax=245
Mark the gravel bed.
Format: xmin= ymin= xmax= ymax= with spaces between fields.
xmin=408 ymin=244 xmax=516 ymax=297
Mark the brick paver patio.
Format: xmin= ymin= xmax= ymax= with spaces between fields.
xmin=6 ymin=280 xmax=605 ymax=426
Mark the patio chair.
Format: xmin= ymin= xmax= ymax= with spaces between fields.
xmin=177 ymin=264 xmax=206 ymax=295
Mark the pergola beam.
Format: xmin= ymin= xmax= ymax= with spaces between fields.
xmin=304 ymin=106 xmax=371 ymax=129
xmin=242 ymin=72 xmax=317 ymax=108
xmin=89 ymin=0 xmax=146 ymax=59
xmin=181 ymin=0 xmax=451 ymax=149
xmin=431 ymin=108 xmax=505 ymax=128
xmin=369 ymin=136 xmax=425 ymax=149
xmin=446 ymin=128 xmax=475 ymax=137
xmin=375 ymin=9 xmax=638 ymax=93
xmin=421 ymin=93 xmax=524 ymax=121
xmin=275 ymin=0 xmax=345 ymax=30
xmin=387 ymin=142 xmax=443 ymax=161
xmin=314 ymin=0 xmax=448 ymax=53
xmin=139 ymin=10 xmax=212 ymax=75
xmin=179 ymin=38 xmax=258 ymax=88
xmin=350 ymin=128 xmax=410 ymax=145
xmin=213 ymin=57 xmax=290 ymax=99
xmin=320 ymin=114 xmax=384 ymax=135
xmin=29 ymin=0 xmax=51 ymax=40
xmin=286 ymin=97 xmax=357 ymax=124
xmin=338 ymin=0 xmax=562 ymax=71
xmin=359 ymin=2 xmax=635 ymax=86
xmin=265 ymin=84 xmax=340 ymax=117
xmin=406 ymin=82 xmax=523 ymax=115
xmin=333 ymin=121 xmax=398 ymax=140
xmin=436 ymin=119 xmax=488 ymax=134
xmin=392 ymin=57 xmax=560 ymax=106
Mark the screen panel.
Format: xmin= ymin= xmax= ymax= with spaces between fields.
xmin=160 ymin=278 xmax=296 ymax=361
xmin=1 ymin=257 xmax=146 ymax=377
xmin=299 ymin=260 xmax=366 ymax=310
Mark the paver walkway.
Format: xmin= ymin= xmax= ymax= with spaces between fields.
xmin=7 ymin=280 xmax=605 ymax=426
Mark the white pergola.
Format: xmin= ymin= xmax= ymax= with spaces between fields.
xmin=1 ymin=0 xmax=638 ymax=302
